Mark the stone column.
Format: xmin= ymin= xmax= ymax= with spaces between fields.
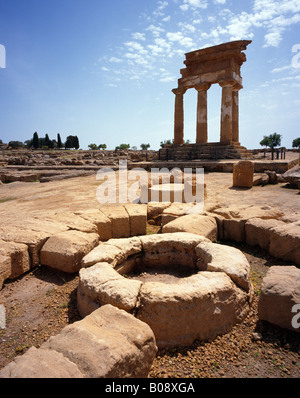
xmin=195 ymin=83 xmax=211 ymax=144
xmin=219 ymin=80 xmax=235 ymax=144
xmin=232 ymin=84 xmax=242 ymax=144
xmin=172 ymin=88 xmax=187 ymax=145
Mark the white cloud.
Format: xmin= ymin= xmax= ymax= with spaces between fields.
xmin=180 ymin=0 xmax=208 ymax=11
xmin=146 ymin=24 xmax=165 ymax=37
xmin=132 ymin=32 xmax=146 ymax=41
xmin=109 ymin=57 xmax=123 ymax=63
xmin=125 ymin=41 xmax=148 ymax=55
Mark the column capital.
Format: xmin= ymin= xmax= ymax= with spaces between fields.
xmin=232 ymin=83 xmax=243 ymax=91
xmin=195 ymin=83 xmax=211 ymax=92
xmin=172 ymin=87 xmax=187 ymax=95
xmin=218 ymin=79 xmax=236 ymax=88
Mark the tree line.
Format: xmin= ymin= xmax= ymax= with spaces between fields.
xmin=6 ymin=132 xmax=80 ymax=150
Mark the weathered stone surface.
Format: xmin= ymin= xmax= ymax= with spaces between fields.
xmin=161 ymin=202 xmax=197 ymax=225
xmin=41 ymin=305 xmax=157 ymax=378
xmin=78 ymin=262 xmax=142 ymax=316
xmin=100 ymin=205 xmax=130 ymax=238
xmin=245 ymin=218 xmax=280 ymax=251
xmin=81 ymin=243 xmax=124 ymax=268
xmin=0 ymin=253 xmax=11 ymax=289
xmin=162 ymin=214 xmax=217 ymax=242
xmin=0 ymin=239 xmax=30 ymax=280
xmin=0 ymin=347 xmax=84 ymax=378
xmin=77 ymin=234 xmax=252 ymax=348
xmin=195 ymin=241 xmax=252 ymax=292
xmin=147 ymin=202 xmax=171 ymax=220
xmin=137 ymin=272 xmax=250 ymax=348
xmin=0 ymin=227 xmax=49 ymax=267
xmin=233 ymin=160 xmax=254 ymax=188
xmin=215 ymin=205 xmax=284 ymax=243
xmin=124 ymin=203 xmax=147 ymax=236
xmin=269 ymin=222 xmax=300 ymax=266
xmin=74 ymin=209 xmax=112 ymax=241
xmin=40 ymin=230 xmax=99 ymax=273
xmin=258 ymin=266 xmax=300 ymax=332
xmin=139 ymin=232 xmax=209 ymax=269
xmin=43 ymin=212 xmax=98 ymax=233
xmin=213 ymin=204 xmax=284 ymax=220
xmin=283 ymin=165 xmax=300 ymax=189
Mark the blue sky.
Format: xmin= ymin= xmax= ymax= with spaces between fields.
xmin=0 ymin=0 xmax=299 ymax=150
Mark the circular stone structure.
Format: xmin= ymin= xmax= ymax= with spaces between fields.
xmin=78 ymin=232 xmax=253 ymax=348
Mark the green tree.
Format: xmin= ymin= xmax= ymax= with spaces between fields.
xmin=115 ymin=143 xmax=130 ymax=150
xmin=8 ymin=141 xmax=25 ymax=149
xmin=33 ymin=132 xmax=39 ymax=149
xmin=65 ymin=135 xmax=80 ymax=149
xmin=98 ymin=144 xmax=107 ymax=150
xmin=260 ymin=133 xmax=282 ymax=149
xmin=292 ymin=137 xmax=300 ymax=150
xmin=88 ymin=143 xmax=98 ymax=150
xmin=140 ymin=143 xmax=150 ymax=150
xmin=57 ymin=133 xmax=63 ymax=149
xmin=160 ymin=139 xmax=174 ymax=148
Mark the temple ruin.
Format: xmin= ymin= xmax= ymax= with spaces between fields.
xmin=159 ymin=40 xmax=253 ymax=161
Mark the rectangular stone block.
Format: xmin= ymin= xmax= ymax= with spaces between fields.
xmin=124 ymin=203 xmax=147 ymax=236
xmin=245 ymin=218 xmax=280 ymax=251
xmin=100 ymin=205 xmax=130 ymax=238
xmin=75 ymin=210 xmax=112 ymax=241
xmin=0 ymin=239 xmax=30 ymax=280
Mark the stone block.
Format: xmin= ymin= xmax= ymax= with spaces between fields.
xmin=232 ymin=160 xmax=254 ymax=188
xmin=41 ymin=305 xmax=157 ymax=378
xmin=258 ymin=266 xmax=300 ymax=332
xmin=75 ymin=209 xmax=112 ymax=241
xmin=162 ymin=214 xmax=217 ymax=242
xmin=245 ymin=218 xmax=280 ymax=251
xmin=40 ymin=230 xmax=99 ymax=273
xmin=0 ymin=347 xmax=83 ymax=378
xmin=100 ymin=205 xmax=130 ymax=238
xmin=269 ymin=222 xmax=300 ymax=265
xmin=0 ymin=239 xmax=30 ymax=280
xmin=124 ymin=203 xmax=147 ymax=236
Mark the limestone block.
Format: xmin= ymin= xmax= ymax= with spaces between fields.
xmin=78 ymin=262 xmax=142 ymax=316
xmin=40 ymin=230 xmax=99 ymax=273
xmin=139 ymin=232 xmax=209 ymax=269
xmin=100 ymin=205 xmax=130 ymax=238
xmin=0 ymin=227 xmax=49 ymax=267
xmin=269 ymin=222 xmax=300 ymax=265
xmin=258 ymin=266 xmax=300 ymax=332
xmin=147 ymin=202 xmax=171 ymax=220
xmin=0 ymin=254 xmax=11 ymax=290
xmin=223 ymin=218 xmax=246 ymax=243
xmin=162 ymin=214 xmax=218 ymax=242
xmin=161 ymin=202 xmax=196 ymax=226
xmin=41 ymin=305 xmax=157 ymax=378
xmin=0 ymin=347 xmax=84 ymax=378
xmin=245 ymin=218 xmax=280 ymax=251
xmin=213 ymin=204 xmax=284 ymax=221
xmin=195 ymin=241 xmax=252 ymax=292
xmin=124 ymin=203 xmax=147 ymax=236
xmin=43 ymin=212 xmax=98 ymax=233
xmin=232 ymin=160 xmax=254 ymax=188
xmin=0 ymin=239 xmax=30 ymax=280
xmin=137 ymin=272 xmax=250 ymax=348
xmin=81 ymin=243 xmax=124 ymax=268
xmin=74 ymin=209 xmax=112 ymax=241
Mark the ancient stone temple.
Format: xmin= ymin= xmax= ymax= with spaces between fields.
xmin=159 ymin=40 xmax=253 ymax=161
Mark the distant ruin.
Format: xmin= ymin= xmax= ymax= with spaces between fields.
xmin=159 ymin=40 xmax=253 ymax=161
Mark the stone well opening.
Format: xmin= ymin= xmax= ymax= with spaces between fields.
xmin=78 ymin=233 xmax=253 ymax=348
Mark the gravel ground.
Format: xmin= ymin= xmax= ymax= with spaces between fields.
xmin=0 ymin=242 xmax=299 ymax=379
